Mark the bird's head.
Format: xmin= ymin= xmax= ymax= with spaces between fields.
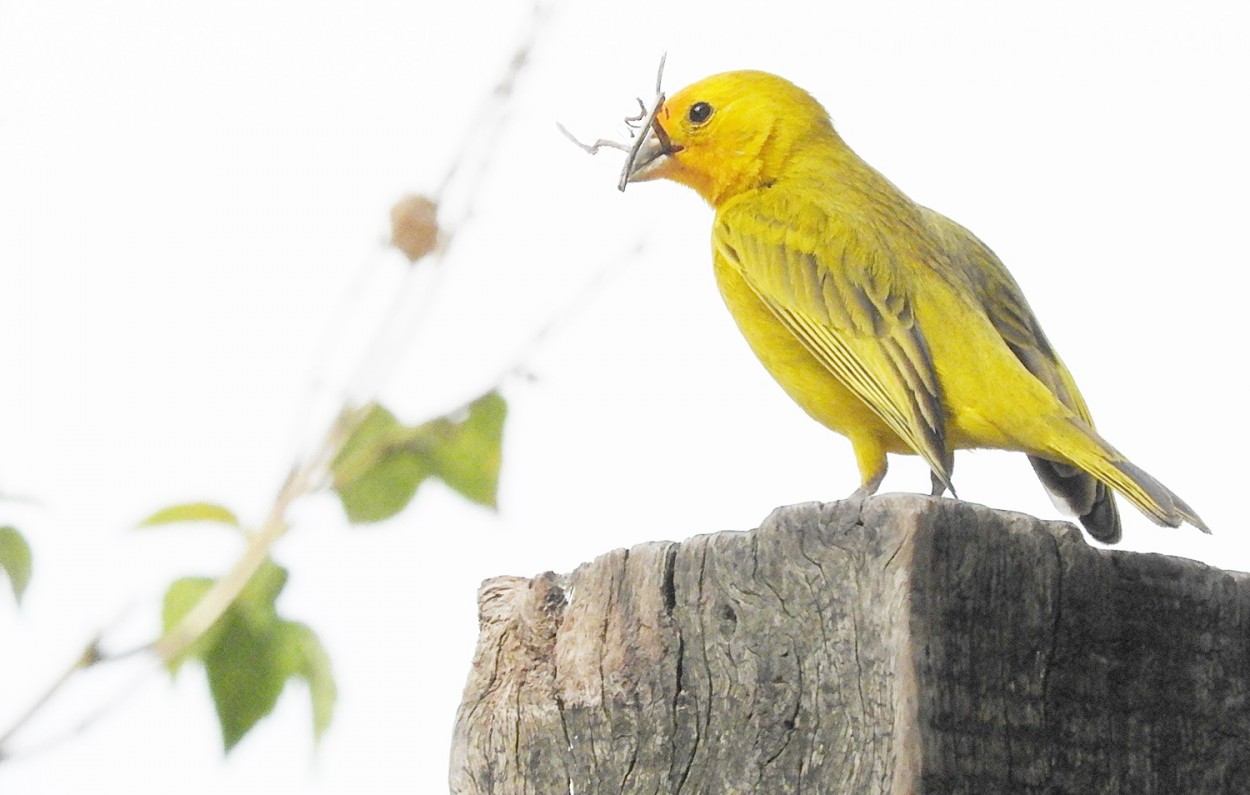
xmin=625 ymin=70 xmax=836 ymax=206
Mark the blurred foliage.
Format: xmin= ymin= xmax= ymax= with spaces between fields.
xmin=139 ymin=388 xmax=506 ymax=751
xmin=0 ymin=525 xmax=32 ymax=605
xmin=332 ymin=390 xmax=506 ymax=523
xmin=138 ymin=502 xmax=241 ymax=529
xmin=162 ymin=559 xmax=336 ymax=751
xmin=1 ymin=186 xmax=511 ymax=757
xmin=1 ymin=0 xmax=535 ymax=760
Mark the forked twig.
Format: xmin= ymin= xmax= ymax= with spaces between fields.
xmin=622 ymin=98 xmax=648 ymax=129
xmin=555 ymin=124 xmax=632 ymax=156
xmin=557 ymin=54 xmax=673 ymax=192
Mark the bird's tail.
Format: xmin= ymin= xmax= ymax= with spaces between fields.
xmin=1028 ymin=456 xmax=1122 ymax=543
xmin=1043 ymin=418 xmax=1208 ymax=535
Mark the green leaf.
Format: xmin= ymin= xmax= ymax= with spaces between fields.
xmin=280 ymin=622 xmax=337 ymax=743
xmin=205 ymin=605 xmax=288 ymax=752
xmin=138 ymin=502 xmax=240 ymax=529
xmin=422 ymin=390 xmax=506 ymax=508
xmin=330 ymin=404 xmax=404 ymax=484
xmin=0 ymin=526 xmax=32 ymax=605
xmin=331 ymin=404 xmax=432 ymax=523
xmin=330 ymin=391 xmax=507 ymax=523
xmin=159 ymin=560 xmax=336 ymax=751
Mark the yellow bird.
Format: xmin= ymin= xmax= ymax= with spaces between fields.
xmin=623 ymin=70 xmax=1205 ymax=543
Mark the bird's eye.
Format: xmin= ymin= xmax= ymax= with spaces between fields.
xmin=688 ymin=102 xmax=713 ymax=125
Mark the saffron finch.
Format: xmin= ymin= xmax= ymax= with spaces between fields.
xmin=623 ymin=70 xmax=1205 ymax=543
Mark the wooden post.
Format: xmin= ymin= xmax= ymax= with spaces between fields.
xmin=449 ymin=494 xmax=1250 ymax=794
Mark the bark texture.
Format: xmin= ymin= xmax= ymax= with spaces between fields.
xmin=450 ymin=494 xmax=1250 ymax=794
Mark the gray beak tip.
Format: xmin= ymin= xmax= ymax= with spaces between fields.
xmin=619 ymin=132 xmax=673 ymax=190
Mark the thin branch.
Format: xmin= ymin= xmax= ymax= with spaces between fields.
xmin=555 ymin=123 xmax=633 ymax=156
xmin=623 ymin=97 xmax=649 ymax=129
xmin=2 ymin=656 xmax=158 ymax=763
xmin=343 ymin=249 xmax=448 ymax=404
xmin=349 ymin=3 xmax=553 ymax=402
xmin=0 ymin=640 xmax=100 ymax=759
xmin=492 ymin=238 xmax=647 ymax=388
xmin=150 ymin=406 xmax=358 ymax=665
xmin=652 ymin=51 xmax=667 ymax=96
xmin=282 ymin=246 xmax=388 ymax=464
xmin=432 ymin=0 xmax=551 ymax=206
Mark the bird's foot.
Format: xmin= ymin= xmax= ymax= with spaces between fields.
xmin=845 ymin=471 xmax=885 ymax=511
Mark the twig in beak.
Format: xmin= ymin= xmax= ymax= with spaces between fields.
xmin=556 ymin=53 xmax=676 ymax=191
xmin=616 ymin=92 xmax=667 ymax=191
xmin=623 ymin=98 xmax=648 ymax=131
xmin=556 ymin=123 xmax=633 ymax=156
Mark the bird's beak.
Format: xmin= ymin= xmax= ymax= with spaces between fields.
xmin=622 ymin=121 xmax=682 ymax=188
xmin=624 ymin=131 xmax=670 ymax=183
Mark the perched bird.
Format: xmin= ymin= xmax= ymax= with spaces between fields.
xmin=623 ymin=70 xmax=1205 ymax=543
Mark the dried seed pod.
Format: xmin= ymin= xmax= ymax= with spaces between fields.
xmin=389 ymin=194 xmax=440 ymax=263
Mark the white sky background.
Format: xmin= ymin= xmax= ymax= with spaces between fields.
xmin=1 ymin=0 xmax=1248 ymax=791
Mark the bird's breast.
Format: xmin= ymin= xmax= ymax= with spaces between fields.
xmin=711 ymin=251 xmax=906 ymax=450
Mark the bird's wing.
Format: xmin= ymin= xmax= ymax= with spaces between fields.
xmin=715 ymin=204 xmax=953 ymax=491
xmin=921 ymin=209 xmax=1094 ymax=422
xmin=919 ymin=208 xmax=1122 ymax=539
xmin=977 ymin=253 xmax=1094 ymax=423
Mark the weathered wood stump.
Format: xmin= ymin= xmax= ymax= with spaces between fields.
xmin=449 ymin=494 xmax=1250 ymax=794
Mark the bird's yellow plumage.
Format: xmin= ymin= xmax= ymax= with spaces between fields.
xmin=623 ymin=70 xmax=1205 ymax=542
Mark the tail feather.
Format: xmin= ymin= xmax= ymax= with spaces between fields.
xmin=1111 ymin=458 xmax=1210 ymax=534
xmin=1078 ymin=484 xmax=1120 ymax=540
xmin=1049 ymin=419 xmax=1209 ymax=534
xmin=1029 ymin=456 xmax=1121 ymax=543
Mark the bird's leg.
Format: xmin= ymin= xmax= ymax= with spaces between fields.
xmin=847 ymin=437 xmax=888 ymax=501
xmin=929 ymin=469 xmax=946 ymax=497
xmin=849 ymin=468 xmax=886 ymax=501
